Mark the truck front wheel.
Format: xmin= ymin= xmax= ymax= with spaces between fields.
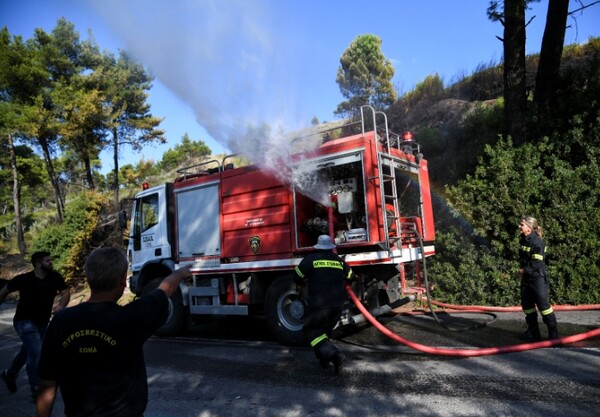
xmin=141 ymin=278 xmax=186 ymax=337
xmin=265 ymin=275 xmax=307 ymax=346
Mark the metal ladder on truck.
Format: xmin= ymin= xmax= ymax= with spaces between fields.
xmin=378 ymin=153 xmax=402 ymax=252
xmin=378 ymin=150 xmax=427 ymax=295
xmin=360 ymin=105 xmax=402 ymax=253
xmin=360 ymin=106 xmax=426 ymax=297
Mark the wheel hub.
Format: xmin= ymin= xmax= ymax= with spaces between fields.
xmin=289 ymin=299 xmax=306 ymax=320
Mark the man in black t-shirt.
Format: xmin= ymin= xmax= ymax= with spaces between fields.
xmin=294 ymin=235 xmax=353 ymax=374
xmin=0 ymin=251 xmax=70 ymax=399
xmin=36 ymin=247 xmax=192 ymax=417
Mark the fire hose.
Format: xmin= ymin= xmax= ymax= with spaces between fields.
xmin=341 ymin=222 xmax=600 ymax=356
xmin=344 ymin=282 xmax=600 ymax=357
xmin=428 ymin=299 xmax=600 ymax=312
xmin=326 ymin=204 xmax=600 ymax=355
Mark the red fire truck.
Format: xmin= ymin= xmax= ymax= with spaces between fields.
xmin=125 ymin=106 xmax=435 ymax=345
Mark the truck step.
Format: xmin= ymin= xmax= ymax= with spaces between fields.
xmin=189 ymin=305 xmax=249 ymax=316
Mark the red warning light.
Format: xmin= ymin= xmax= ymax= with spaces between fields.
xmin=402 ymin=131 xmax=414 ymax=141
xmin=142 ymin=182 xmax=149 ymax=190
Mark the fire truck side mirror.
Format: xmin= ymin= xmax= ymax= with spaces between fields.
xmin=118 ymin=210 xmax=128 ymax=230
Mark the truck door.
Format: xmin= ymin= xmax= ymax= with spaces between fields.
xmin=129 ymin=184 xmax=172 ymax=273
xmin=175 ymin=181 xmax=221 ymax=258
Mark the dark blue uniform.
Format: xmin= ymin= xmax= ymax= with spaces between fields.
xmin=519 ymin=231 xmax=558 ymax=340
xmin=295 ymin=249 xmax=353 ymax=372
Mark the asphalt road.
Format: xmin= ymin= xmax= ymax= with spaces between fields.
xmin=1 ymin=301 xmax=600 ymax=417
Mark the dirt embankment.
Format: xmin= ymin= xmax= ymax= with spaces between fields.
xmin=0 ymin=254 xmax=91 ymax=304
xmin=0 ymin=254 xmax=30 ymax=281
xmin=0 ymin=254 xmax=29 ymax=300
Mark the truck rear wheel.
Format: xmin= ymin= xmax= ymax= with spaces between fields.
xmin=265 ymin=275 xmax=307 ymax=346
xmin=141 ymin=278 xmax=186 ymax=337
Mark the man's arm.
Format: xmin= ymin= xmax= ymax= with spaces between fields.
xmin=36 ymin=379 xmax=58 ymax=417
xmin=158 ymin=265 xmax=192 ymax=297
xmin=52 ymin=288 xmax=71 ymax=314
xmin=0 ymin=285 xmax=9 ymax=304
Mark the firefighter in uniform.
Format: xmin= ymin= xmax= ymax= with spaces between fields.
xmin=518 ymin=216 xmax=559 ymax=341
xmin=294 ymin=235 xmax=353 ymax=373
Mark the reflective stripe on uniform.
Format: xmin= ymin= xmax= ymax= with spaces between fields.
xmin=523 ymin=307 xmax=537 ymax=315
xmin=532 ymin=254 xmax=544 ymax=260
xmin=520 ymin=246 xmax=531 ymax=253
xmin=541 ymin=307 xmax=554 ymax=316
xmin=310 ymin=334 xmax=328 ymax=347
xmin=313 ymin=260 xmax=343 ymax=269
xmin=294 ymin=266 xmax=304 ymax=278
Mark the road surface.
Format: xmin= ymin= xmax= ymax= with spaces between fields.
xmin=1 ymin=301 xmax=599 ymax=417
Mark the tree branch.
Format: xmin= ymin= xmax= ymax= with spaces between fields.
xmin=569 ymin=0 xmax=600 ymax=15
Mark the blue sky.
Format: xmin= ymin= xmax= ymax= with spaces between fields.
xmin=2 ymin=0 xmax=599 ymax=174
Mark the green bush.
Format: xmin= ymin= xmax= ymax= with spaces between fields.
xmin=31 ymin=191 xmax=107 ymax=281
xmin=429 ymin=115 xmax=600 ymax=306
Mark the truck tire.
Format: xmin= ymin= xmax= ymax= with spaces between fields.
xmin=265 ymin=275 xmax=307 ymax=346
xmin=141 ymin=278 xmax=186 ymax=337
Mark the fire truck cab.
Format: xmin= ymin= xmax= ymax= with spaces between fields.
xmin=125 ymin=106 xmax=435 ymax=345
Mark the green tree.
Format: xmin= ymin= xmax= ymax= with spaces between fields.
xmin=119 ymin=159 xmax=157 ymax=189
xmin=55 ymin=82 xmax=107 ymax=190
xmin=335 ymin=34 xmax=397 ymax=118
xmin=100 ymin=50 xmax=165 ymax=207
xmin=0 ymin=137 xmax=48 ymax=253
xmin=5 ymin=129 xmax=26 ymax=254
xmin=158 ymin=133 xmax=211 ymax=171
xmin=0 ymin=27 xmax=49 ymax=252
xmin=22 ymin=18 xmax=95 ymax=222
xmin=52 ymin=34 xmax=109 ymax=191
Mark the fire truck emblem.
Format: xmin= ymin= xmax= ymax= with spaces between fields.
xmin=249 ymin=236 xmax=261 ymax=255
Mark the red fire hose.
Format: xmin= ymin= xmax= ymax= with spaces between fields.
xmin=345 ymin=283 xmax=600 ymax=357
xmin=428 ymin=299 xmax=600 ymax=312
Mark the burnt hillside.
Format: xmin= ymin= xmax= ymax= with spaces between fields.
xmin=385 ymin=39 xmax=600 ymax=185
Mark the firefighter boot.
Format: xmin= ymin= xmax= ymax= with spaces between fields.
xmin=520 ymin=313 xmax=541 ymax=341
xmin=331 ymin=351 xmax=345 ymax=375
xmin=547 ymin=325 xmax=559 ymax=340
xmin=543 ymin=313 xmax=559 ymax=340
xmin=313 ymin=337 xmax=338 ymax=369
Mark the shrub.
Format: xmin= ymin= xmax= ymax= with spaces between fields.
xmin=31 ymin=191 xmax=107 ymax=281
xmin=429 ymin=116 xmax=600 ymax=306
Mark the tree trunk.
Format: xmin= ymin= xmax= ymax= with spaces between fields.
xmin=84 ymin=155 xmax=95 ymax=190
xmin=503 ymin=0 xmax=528 ymax=145
xmin=8 ymin=133 xmax=27 ymax=255
xmin=113 ymin=128 xmax=120 ymax=208
xmin=534 ymin=0 xmax=569 ymax=125
xmin=39 ymin=135 xmax=64 ymax=222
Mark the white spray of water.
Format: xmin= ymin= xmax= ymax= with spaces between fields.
xmin=91 ymin=0 xmax=329 ymax=201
